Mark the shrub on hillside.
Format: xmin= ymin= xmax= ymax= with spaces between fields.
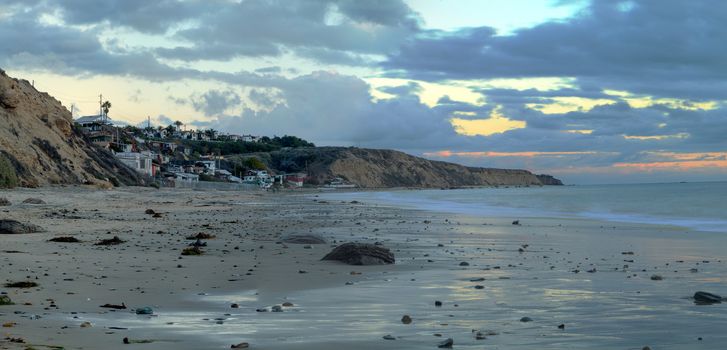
xmin=0 ymin=155 xmax=18 ymax=188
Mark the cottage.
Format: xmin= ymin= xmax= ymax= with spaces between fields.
xmin=115 ymin=151 xmax=155 ymax=176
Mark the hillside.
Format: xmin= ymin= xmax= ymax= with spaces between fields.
xmin=0 ymin=69 xmax=145 ymax=187
xmin=259 ymin=147 xmax=561 ymax=188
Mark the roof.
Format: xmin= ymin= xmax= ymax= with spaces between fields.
xmin=75 ymin=114 xmax=114 ymax=125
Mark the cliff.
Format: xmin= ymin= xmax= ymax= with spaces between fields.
xmin=535 ymin=174 xmax=564 ymax=186
xmin=264 ymin=147 xmax=562 ymax=188
xmin=0 ymin=69 xmax=145 ymax=188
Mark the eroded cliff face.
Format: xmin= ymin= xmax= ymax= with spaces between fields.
xmin=270 ymin=147 xmax=562 ymax=188
xmin=0 ymin=69 xmax=144 ymax=187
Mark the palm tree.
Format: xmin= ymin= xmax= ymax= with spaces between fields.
xmin=174 ymin=120 xmax=183 ymax=131
xmin=101 ymin=101 xmax=111 ymax=123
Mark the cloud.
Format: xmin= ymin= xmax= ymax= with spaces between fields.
xmin=385 ymin=0 xmax=727 ymax=99
xmin=190 ymin=89 xmax=242 ymax=116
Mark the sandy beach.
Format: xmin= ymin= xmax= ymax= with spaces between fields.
xmin=2 ymin=186 xmax=727 ymax=350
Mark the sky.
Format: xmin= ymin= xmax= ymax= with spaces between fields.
xmin=2 ymin=0 xmax=727 ymax=184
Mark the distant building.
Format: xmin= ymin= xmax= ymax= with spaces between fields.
xmin=75 ymin=114 xmax=115 ymax=148
xmin=115 ymin=151 xmax=155 ymax=177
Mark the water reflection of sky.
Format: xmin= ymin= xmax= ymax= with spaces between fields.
xmin=62 ymin=216 xmax=727 ymax=350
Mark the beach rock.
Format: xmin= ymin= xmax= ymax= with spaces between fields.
xmin=435 ymin=301 xmax=442 ymax=307
xmin=95 ymin=236 xmax=125 ymax=245
xmin=49 ymin=236 xmax=81 ymax=243
xmin=80 ymin=321 xmax=92 ymax=328
xmin=437 ymin=338 xmax=454 ymax=348
xmin=321 ymin=243 xmax=395 ymax=265
xmin=185 ymin=232 xmax=215 ymax=240
xmin=282 ymin=234 xmax=327 ymax=244
xmin=22 ymin=197 xmax=45 ymax=204
xmin=401 ymin=315 xmax=412 ymax=324
xmin=231 ymin=342 xmax=249 ymax=349
xmin=144 ymin=209 xmax=156 ymax=214
xmin=271 ymin=305 xmax=283 ymax=312
xmin=459 ymin=261 xmax=470 ymax=266
xmin=0 ymin=295 xmax=13 ymax=305
xmin=512 ymin=220 xmax=520 ymax=225
xmin=5 ymin=281 xmax=38 ymax=288
xmin=135 ymin=307 xmax=153 ymax=315
xmin=0 ymin=197 xmax=10 ymax=206
xmin=694 ymin=291 xmax=722 ymax=305
xmin=100 ymin=302 xmax=126 ymax=309
xmin=181 ymin=246 xmax=204 ymax=255
xmin=189 ymin=238 xmax=207 ymax=247
xmin=520 ymin=317 xmax=533 ymax=322
xmin=0 ymin=219 xmax=44 ymax=234
xmin=383 ymin=335 xmax=396 ymax=340
xmin=282 ymin=302 xmax=294 ymax=307
xmin=650 ymin=275 xmax=663 ymax=281
xmin=558 ymin=324 xmax=565 ymax=329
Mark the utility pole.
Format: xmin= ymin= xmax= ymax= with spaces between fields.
xmin=99 ymin=94 xmax=103 ymax=122
xmin=70 ymin=105 xmax=74 ymax=117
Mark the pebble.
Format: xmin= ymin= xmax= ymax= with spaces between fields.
xmin=401 ymin=315 xmax=412 ymax=324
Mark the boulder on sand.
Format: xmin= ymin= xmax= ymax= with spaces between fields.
xmin=694 ymin=291 xmax=722 ymax=305
xmin=0 ymin=197 xmax=10 ymax=206
xmin=0 ymin=219 xmax=44 ymax=234
xmin=321 ymin=242 xmax=395 ymax=265
xmin=282 ymin=234 xmax=327 ymax=244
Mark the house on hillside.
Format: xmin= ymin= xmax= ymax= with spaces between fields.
xmin=115 ymin=151 xmax=156 ymax=177
xmin=75 ymin=114 xmax=115 ymax=148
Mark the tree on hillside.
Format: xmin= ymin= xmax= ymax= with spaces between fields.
xmin=174 ymin=120 xmax=183 ymax=131
xmin=101 ymin=100 xmax=111 ymax=122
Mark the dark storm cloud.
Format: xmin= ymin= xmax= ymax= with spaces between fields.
xmin=385 ymin=0 xmax=727 ymax=99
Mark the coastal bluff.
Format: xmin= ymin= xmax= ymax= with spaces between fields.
xmin=267 ymin=147 xmax=563 ymax=188
xmin=0 ymin=69 xmax=143 ymax=187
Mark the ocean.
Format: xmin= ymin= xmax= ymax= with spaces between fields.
xmin=319 ymin=181 xmax=727 ymax=233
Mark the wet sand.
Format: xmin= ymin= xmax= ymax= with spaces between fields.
xmin=1 ymin=186 xmax=727 ymax=349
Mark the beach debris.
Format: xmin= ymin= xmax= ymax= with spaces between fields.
xmin=520 ymin=317 xmax=533 ymax=322
xmin=185 ymin=232 xmax=215 ymax=240
xmin=189 ymin=239 xmax=207 ymax=247
xmin=5 ymin=281 xmax=38 ymax=288
xmin=281 ymin=234 xmax=327 ymax=244
xmin=650 ymin=274 xmax=663 ymax=281
xmin=49 ymin=236 xmax=81 ymax=243
xmin=321 ymin=242 xmax=395 ymax=265
xmin=0 ymin=219 xmax=44 ymax=234
xmin=181 ymin=246 xmax=204 ymax=255
xmin=95 ymin=236 xmax=125 ymax=246
xmin=22 ymin=197 xmax=45 ymax=204
xmin=401 ymin=315 xmax=412 ymax=324
xmin=383 ymin=335 xmax=396 ymax=340
xmin=2 ymin=322 xmax=15 ymax=328
xmin=135 ymin=307 xmax=154 ymax=315
xmin=0 ymin=197 xmax=10 ymax=206
xmin=694 ymin=291 xmax=722 ymax=305
xmin=437 ymin=338 xmax=454 ymax=348
xmin=231 ymin=342 xmax=250 ymax=349
xmin=0 ymin=295 xmax=13 ymax=305
xmin=100 ymin=302 xmax=127 ymax=309
xmin=512 ymin=220 xmax=520 ymax=225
